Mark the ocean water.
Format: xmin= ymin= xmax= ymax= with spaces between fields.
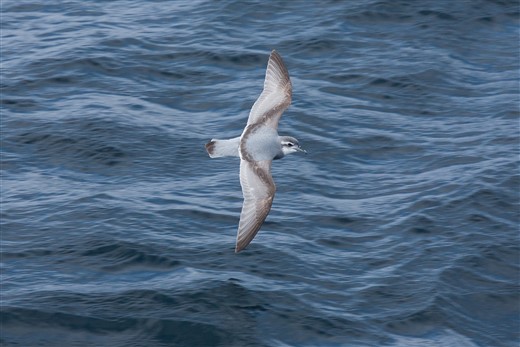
xmin=2 ymin=1 xmax=519 ymax=346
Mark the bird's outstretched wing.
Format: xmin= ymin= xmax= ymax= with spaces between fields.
xmin=246 ymin=50 xmax=292 ymax=129
xmin=236 ymin=159 xmax=275 ymax=252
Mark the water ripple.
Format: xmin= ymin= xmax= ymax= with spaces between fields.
xmin=2 ymin=0 xmax=519 ymax=346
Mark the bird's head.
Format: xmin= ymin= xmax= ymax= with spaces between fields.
xmin=280 ymin=136 xmax=307 ymax=156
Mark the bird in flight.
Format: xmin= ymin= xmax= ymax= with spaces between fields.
xmin=205 ymin=50 xmax=306 ymax=252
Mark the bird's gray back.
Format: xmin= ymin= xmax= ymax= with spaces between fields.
xmin=241 ymin=124 xmax=281 ymax=162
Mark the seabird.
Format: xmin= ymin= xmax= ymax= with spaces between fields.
xmin=205 ymin=50 xmax=306 ymax=252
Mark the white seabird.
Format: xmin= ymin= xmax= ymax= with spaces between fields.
xmin=205 ymin=50 xmax=306 ymax=253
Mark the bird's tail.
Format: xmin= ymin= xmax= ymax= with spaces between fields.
xmin=205 ymin=137 xmax=240 ymax=158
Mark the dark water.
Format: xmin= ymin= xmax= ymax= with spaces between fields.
xmin=2 ymin=1 xmax=519 ymax=346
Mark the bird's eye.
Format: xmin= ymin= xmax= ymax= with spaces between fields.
xmin=287 ymin=143 xmax=294 ymax=147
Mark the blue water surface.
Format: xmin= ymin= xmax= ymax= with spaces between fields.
xmin=2 ymin=1 xmax=519 ymax=346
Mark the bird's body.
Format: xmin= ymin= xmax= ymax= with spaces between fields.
xmin=205 ymin=50 xmax=305 ymax=252
xmin=242 ymin=126 xmax=280 ymax=161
